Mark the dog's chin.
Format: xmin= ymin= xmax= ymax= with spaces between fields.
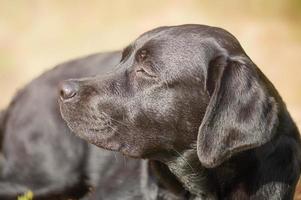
xmin=69 ymin=128 xmax=143 ymax=158
xmin=68 ymin=126 xmax=144 ymax=158
xmin=60 ymin=106 xmax=146 ymax=158
xmin=68 ymin=124 xmax=124 ymax=152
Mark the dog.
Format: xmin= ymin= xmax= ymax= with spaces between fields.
xmin=0 ymin=51 xmax=192 ymax=200
xmin=60 ymin=24 xmax=301 ymax=199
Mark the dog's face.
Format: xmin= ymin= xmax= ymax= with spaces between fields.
xmin=59 ymin=25 xmax=279 ymax=167
xmin=59 ymin=25 xmax=210 ymax=159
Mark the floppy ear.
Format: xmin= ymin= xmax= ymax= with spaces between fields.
xmin=197 ymin=54 xmax=279 ymax=168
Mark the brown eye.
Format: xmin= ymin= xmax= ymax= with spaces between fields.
xmin=136 ymin=49 xmax=148 ymax=62
xmin=136 ymin=68 xmax=146 ymax=73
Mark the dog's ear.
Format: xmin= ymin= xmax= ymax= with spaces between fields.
xmin=197 ymin=54 xmax=279 ymax=168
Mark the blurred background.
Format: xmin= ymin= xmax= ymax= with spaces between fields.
xmin=0 ymin=0 xmax=300 ymax=197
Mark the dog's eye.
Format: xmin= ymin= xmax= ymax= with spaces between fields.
xmin=136 ymin=67 xmax=156 ymax=78
xmin=136 ymin=49 xmax=148 ymax=62
xmin=136 ymin=68 xmax=146 ymax=73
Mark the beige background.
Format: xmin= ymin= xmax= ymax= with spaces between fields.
xmin=0 ymin=0 xmax=301 ymax=197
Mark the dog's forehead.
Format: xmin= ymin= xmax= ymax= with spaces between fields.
xmin=130 ymin=27 xmax=207 ymax=66
xmin=132 ymin=26 xmax=209 ymax=62
xmin=134 ymin=25 xmax=245 ymax=57
xmin=135 ymin=25 xmax=203 ymax=48
xmin=122 ymin=25 xmax=247 ymax=82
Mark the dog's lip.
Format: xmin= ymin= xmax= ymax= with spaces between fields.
xmin=64 ymin=118 xmax=142 ymax=158
xmin=90 ymin=138 xmax=138 ymax=158
xmin=92 ymin=140 xmax=124 ymax=152
xmin=59 ymin=104 xmax=127 ymax=154
xmin=70 ymin=125 xmax=122 ymax=151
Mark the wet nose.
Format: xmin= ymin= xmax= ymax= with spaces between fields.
xmin=59 ymin=80 xmax=79 ymax=101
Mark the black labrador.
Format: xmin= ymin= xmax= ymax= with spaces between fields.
xmin=0 ymin=51 xmax=191 ymax=200
xmin=60 ymin=24 xmax=301 ymax=199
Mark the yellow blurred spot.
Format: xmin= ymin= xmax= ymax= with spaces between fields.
xmin=17 ymin=190 xmax=34 ymax=200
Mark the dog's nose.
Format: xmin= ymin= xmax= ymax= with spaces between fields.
xmin=59 ymin=81 xmax=79 ymax=100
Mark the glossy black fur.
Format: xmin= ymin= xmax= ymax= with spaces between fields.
xmin=0 ymin=52 xmax=123 ymax=199
xmin=60 ymin=24 xmax=301 ymax=199
xmin=0 ymin=51 xmax=194 ymax=200
xmin=0 ymin=52 xmax=109 ymax=199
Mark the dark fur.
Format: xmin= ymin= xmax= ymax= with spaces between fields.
xmin=0 ymin=52 xmax=115 ymax=199
xmin=60 ymin=24 xmax=301 ymax=199
xmin=0 ymin=51 xmax=191 ymax=200
xmin=0 ymin=52 xmax=124 ymax=199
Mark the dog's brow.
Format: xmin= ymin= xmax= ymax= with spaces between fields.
xmin=121 ymin=44 xmax=134 ymax=62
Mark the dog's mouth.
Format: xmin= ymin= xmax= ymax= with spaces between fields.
xmin=59 ymin=98 xmax=158 ymax=159
xmin=59 ymin=101 xmax=123 ymax=149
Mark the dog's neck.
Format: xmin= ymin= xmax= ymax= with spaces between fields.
xmin=165 ymin=148 xmax=217 ymax=199
xmin=141 ymin=160 xmax=189 ymax=200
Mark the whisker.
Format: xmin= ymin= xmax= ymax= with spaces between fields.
xmin=110 ymin=117 xmax=132 ymax=130
xmin=164 ymin=80 xmax=170 ymax=89
xmin=172 ymin=148 xmax=196 ymax=174
xmin=100 ymin=111 xmax=132 ymax=130
xmin=123 ymin=155 xmax=127 ymax=168
xmin=113 ymin=152 xmax=118 ymax=162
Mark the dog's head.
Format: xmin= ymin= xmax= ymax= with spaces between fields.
xmin=59 ymin=25 xmax=279 ymax=167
